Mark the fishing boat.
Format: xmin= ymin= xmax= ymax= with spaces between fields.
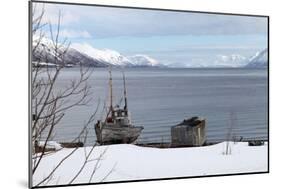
xmin=95 ymin=69 xmax=143 ymax=145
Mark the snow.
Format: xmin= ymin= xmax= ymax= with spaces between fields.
xmin=33 ymin=142 xmax=268 ymax=186
xmin=37 ymin=141 xmax=62 ymax=150
xmin=71 ymin=43 xmax=131 ymax=66
xmin=246 ymin=48 xmax=268 ymax=68
xmin=33 ymin=37 xmax=160 ymax=67
xmin=127 ymin=54 xmax=159 ymax=66
xmin=248 ymin=49 xmax=267 ymax=63
xmin=215 ymin=54 xmax=247 ymax=67
xmin=71 ymin=42 xmax=160 ymax=67
xmin=33 ymin=36 xmax=268 ymax=69
xmin=32 ymin=62 xmax=57 ymax=67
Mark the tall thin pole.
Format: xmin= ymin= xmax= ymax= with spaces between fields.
xmin=109 ymin=66 xmax=113 ymax=113
xmin=123 ymin=72 xmax=128 ymax=112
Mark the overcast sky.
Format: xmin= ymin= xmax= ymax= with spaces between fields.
xmin=34 ymin=2 xmax=268 ymax=67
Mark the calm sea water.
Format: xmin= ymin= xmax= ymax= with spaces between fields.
xmin=45 ymin=68 xmax=268 ymax=146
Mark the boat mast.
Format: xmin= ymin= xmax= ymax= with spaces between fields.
xmin=109 ymin=66 xmax=113 ymax=113
xmin=123 ymin=72 xmax=128 ymax=114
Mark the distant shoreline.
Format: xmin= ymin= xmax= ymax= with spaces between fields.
xmin=33 ymin=65 xmax=268 ymax=70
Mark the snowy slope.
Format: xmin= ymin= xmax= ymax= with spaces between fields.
xmin=32 ymin=37 xmax=108 ymax=67
xmin=33 ymin=37 xmax=268 ymax=68
xmin=215 ymin=54 xmax=247 ymax=67
xmin=33 ymin=38 xmax=161 ymax=67
xmin=71 ymin=43 xmax=132 ymax=66
xmin=71 ymin=43 xmax=161 ymax=67
xmin=127 ymin=54 xmax=160 ymax=67
xmin=245 ymin=49 xmax=268 ymax=68
xmin=167 ymin=54 xmax=248 ymax=68
xmin=33 ymin=142 xmax=268 ymax=186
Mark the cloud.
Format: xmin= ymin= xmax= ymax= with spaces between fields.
xmin=84 ymin=8 xmax=267 ymax=38
xmin=60 ymin=29 xmax=92 ymax=38
xmin=32 ymin=2 xmax=267 ymax=68
xmin=33 ymin=2 xmax=80 ymax=26
xmin=33 ymin=2 xmax=268 ymax=38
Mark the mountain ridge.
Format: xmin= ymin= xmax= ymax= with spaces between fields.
xmin=244 ymin=48 xmax=268 ymax=68
xmin=32 ymin=37 xmax=161 ymax=68
xmin=32 ymin=37 xmax=268 ymax=69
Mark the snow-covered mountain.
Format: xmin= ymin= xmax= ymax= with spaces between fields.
xmin=71 ymin=43 xmax=131 ymax=66
xmin=33 ymin=37 xmax=268 ymax=69
xmin=245 ymin=48 xmax=268 ymax=68
xmin=33 ymin=37 xmax=161 ymax=68
xmin=214 ymin=54 xmax=248 ymax=67
xmin=213 ymin=49 xmax=268 ymax=68
xmin=126 ymin=55 xmax=159 ymax=67
xmin=166 ymin=54 xmax=247 ymax=68
xmin=33 ymin=37 xmax=107 ymax=67
xmin=71 ymin=43 xmax=161 ymax=67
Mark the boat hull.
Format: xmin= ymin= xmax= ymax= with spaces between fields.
xmin=95 ymin=125 xmax=143 ymax=145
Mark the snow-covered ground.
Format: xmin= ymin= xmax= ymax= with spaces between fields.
xmin=33 ymin=142 xmax=268 ymax=186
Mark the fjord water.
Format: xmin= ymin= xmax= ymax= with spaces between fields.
xmin=49 ymin=68 xmax=268 ymax=146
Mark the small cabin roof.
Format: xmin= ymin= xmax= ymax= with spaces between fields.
xmin=175 ymin=117 xmax=205 ymax=127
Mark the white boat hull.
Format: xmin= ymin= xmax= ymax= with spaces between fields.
xmin=95 ymin=124 xmax=143 ymax=144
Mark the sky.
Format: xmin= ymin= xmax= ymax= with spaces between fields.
xmin=33 ymin=2 xmax=268 ymax=67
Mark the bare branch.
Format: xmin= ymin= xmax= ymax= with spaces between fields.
xmin=31 ymin=4 xmax=113 ymax=186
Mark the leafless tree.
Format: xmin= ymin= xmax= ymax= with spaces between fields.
xmin=223 ymin=111 xmax=236 ymax=155
xmin=31 ymin=4 xmax=112 ymax=186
